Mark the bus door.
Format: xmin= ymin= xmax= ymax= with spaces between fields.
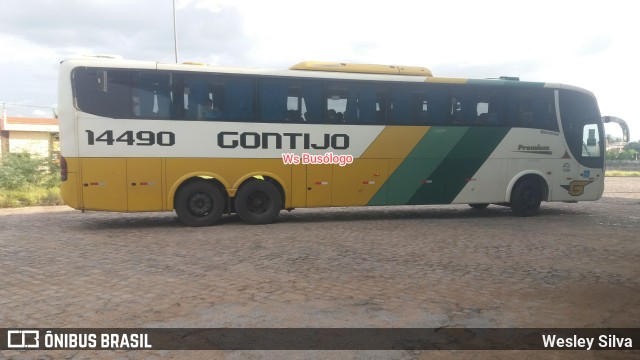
xmin=81 ymin=158 xmax=127 ymax=211
xmin=126 ymin=158 xmax=163 ymax=211
xmin=306 ymin=164 xmax=332 ymax=207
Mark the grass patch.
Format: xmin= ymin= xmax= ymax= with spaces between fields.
xmin=605 ymin=170 xmax=640 ymax=177
xmin=0 ymin=187 xmax=63 ymax=208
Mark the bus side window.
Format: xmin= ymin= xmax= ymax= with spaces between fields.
xmin=475 ymin=91 xmax=503 ymax=126
xmin=182 ymin=76 xmax=254 ymax=121
xmin=328 ymin=83 xmax=387 ymax=125
xmin=475 ymin=102 xmax=489 ymax=125
xmin=390 ymin=87 xmax=430 ymax=125
xmin=286 ymin=86 xmax=316 ymax=123
xmin=259 ymin=80 xmax=288 ymax=122
xmin=356 ymin=85 xmax=383 ymax=124
xmin=449 ymin=96 xmax=463 ymax=124
xmin=532 ymin=91 xmax=558 ymax=131
xmin=486 ymin=102 xmax=502 ymax=125
xmin=182 ymin=77 xmax=209 ymax=120
xmin=223 ymin=78 xmax=255 ymax=121
xmin=327 ymin=86 xmax=348 ymax=124
xmin=416 ymin=97 xmax=429 ymax=124
xmin=507 ymin=93 xmax=532 ymax=127
xmin=375 ymin=88 xmax=388 ymax=124
xmin=259 ymin=80 xmax=324 ymax=123
xmin=74 ymin=68 xmax=132 ymax=118
xmin=507 ymin=89 xmax=558 ymax=131
xmin=448 ymin=86 xmax=475 ymax=125
xmin=426 ymin=87 xmax=448 ymax=125
xmin=389 ymin=86 xmax=412 ymax=124
xmin=356 ymin=86 xmax=387 ymax=124
xmin=300 ymin=82 xmax=324 ymax=123
xmin=137 ymin=72 xmax=171 ymax=118
xmin=202 ymin=83 xmax=224 ymax=120
xmin=286 ymin=92 xmax=304 ymax=122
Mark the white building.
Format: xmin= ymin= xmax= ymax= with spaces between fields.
xmin=0 ymin=116 xmax=59 ymax=159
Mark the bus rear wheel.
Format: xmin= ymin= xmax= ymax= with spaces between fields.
xmin=235 ymin=180 xmax=282 ymax=225
xmin=510 ymin=179 xmax=542 ymax=217
xmin=175 ymin=180 xmax=225 ymax=226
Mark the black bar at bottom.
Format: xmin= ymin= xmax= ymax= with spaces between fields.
xmin=2 ymin=328 xmax=638 ymax=350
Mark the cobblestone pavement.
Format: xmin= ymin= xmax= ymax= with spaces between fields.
xmin=1 ymin=177 xmax=638 ymax=359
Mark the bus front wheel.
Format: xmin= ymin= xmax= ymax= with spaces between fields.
xmin=510 ymin=179 xmax=542 ymax=217
xmin=175 ymin=181 xmax=225 ymax=226
xmin=235 ymin=180 xmax=282 ymax=225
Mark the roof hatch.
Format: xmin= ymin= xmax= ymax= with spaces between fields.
xmin=290 ymin=61 xmax=432 ymax=76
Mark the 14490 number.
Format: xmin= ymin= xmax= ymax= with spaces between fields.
xmin=86 ymin=130 xmax=175 ymax=146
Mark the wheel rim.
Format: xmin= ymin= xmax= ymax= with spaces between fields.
xmin=187 ymin=192 xmax=213 ymax=217
xmin=247 ymin=190 xmax=270 ymax=214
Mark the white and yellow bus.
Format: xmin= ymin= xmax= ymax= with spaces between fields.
xmin=57 ymin=57 xmax=623 ymax=226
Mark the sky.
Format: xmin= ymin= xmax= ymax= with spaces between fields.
xmin=0 ymin=0 xmax=638 ymax=141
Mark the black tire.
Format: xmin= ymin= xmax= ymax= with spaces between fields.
xmin=510 ymin=179 xmax=542 ymax=217
xmin=174 ymin=180 xmax=225 ymax=226
xmin=469 ymin=203 xmax=489 ymax=209
xmin=235 ymin=180 xmax=282 ymax=225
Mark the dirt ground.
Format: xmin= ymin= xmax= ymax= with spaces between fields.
xmin=0 ymin=177 xmax=638 ymax=359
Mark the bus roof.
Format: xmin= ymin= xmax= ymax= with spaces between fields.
xmin=289 ymin=61 xmax=433 ymax=77
xmin=60 ymin=57 xmax=592 ymax=93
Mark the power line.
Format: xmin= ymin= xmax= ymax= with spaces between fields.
xmin=1 ymin=102 xmax=56 ymax=110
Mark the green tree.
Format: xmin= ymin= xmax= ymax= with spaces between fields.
xmin=625 ymin=149 xmax=639 ymax=161
xmin=606 ymin=149 xmax=619 ymax=160
xmin=615 ymin=149 xmax=638 ymax=160
xmin=624 ymin=141 xmax=640 ymax=152
xmin=0 ymin=152 xmax=60 ymax=190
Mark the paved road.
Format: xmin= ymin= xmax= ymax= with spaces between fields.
xmin=1 ymin=177 xmax=638 ymax=359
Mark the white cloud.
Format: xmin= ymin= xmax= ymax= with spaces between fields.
xmin=0 ymin=34 xmax=58 ymax=63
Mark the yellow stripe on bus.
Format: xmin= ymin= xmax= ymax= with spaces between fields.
xmin=360 ymin=126 xmax=430 ymax=174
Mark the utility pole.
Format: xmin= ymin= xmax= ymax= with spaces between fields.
xmin=1 ymin=102 xmax=6 ymax=156
xmin=173 ymin=0 xmax=179 ymax=63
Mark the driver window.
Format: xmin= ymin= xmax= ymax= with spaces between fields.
xmin=582 ymin=124 xmax=601 ymax=158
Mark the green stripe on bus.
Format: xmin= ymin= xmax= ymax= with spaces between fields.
xmin=368 ymin=127 xmax=468 ymax=205
xmin=408 ymin=127 xmax=510 ymax=204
